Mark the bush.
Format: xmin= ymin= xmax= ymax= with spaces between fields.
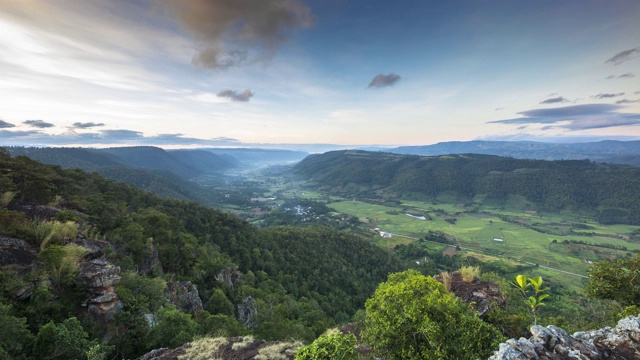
xmin=364 ymin=270 xmax=504 ymax=360
xmin=295 ymin=330 xmax=357 ymax=360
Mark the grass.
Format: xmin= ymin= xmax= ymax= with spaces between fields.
xmin=179 ymin=337 xmax=228 ymax=360
xmin=327 ymin=197 xmax=640 ymax=290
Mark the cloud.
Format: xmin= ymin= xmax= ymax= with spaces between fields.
xmin=605 ymin=48 xmax=639 ymax=65
xmin=72 ymin=122 xmax=105 ymax=129
xmin=488 ymin=103 xmax=640 ymax=131
xmin=539 ymin=96 xmax=568 ymax=104
xmin=99 ymin=129 xmax=143 ymax=139
xmin=0 ymin=120 xmax=15 ymax=129
xmin=217 ymin=89 xmax=254 ymax=102
xmin=0 ymin=130 xmax=41 ymax=138
xmin=606 ymin=73 xmax=635 ymax=79
xmin=167 ymin=0 xmax=314 ymax=69
xmin=368 ymin=73 xmax=401 ymax=89
xmin=616 ymin=99 xmax=640 ymax=104
xmin=23 ymin=120 xmax=55 ymax=128
xmin=594 ymin=93 xmax=624 ymax=99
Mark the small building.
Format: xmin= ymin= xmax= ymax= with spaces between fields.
xmin=493 ymin=237 xmax=504 ymax=242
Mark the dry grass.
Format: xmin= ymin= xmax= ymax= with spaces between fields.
xmin=38 ymin=220 xmax=79 ymax=251
xmin=255 ymin=340 xmax=303 ymax=360
xmin=459 ymin=266 xmax=481 ymax=282
xmin=179 ymin=337 xmax=228 ymax=360
xmin=231 ymin=336 xmax=255 ymax=351
xmin=440 ymin=271 xmax=453 ymax=292
xmin=1 ymin=191 xmax=15 ymax=207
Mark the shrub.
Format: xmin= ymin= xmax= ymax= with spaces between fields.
xmin=295 ymin=330 xmax=357 ymax=360
xmin=459 ymin=266 xmax=481 ymax=283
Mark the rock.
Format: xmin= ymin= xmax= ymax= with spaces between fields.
xmin=237 ymin=296 xmax=258 ymax=330
xmin=490 ymin=315 xmax=640 ymax=359
xmin=215 ymin=266 xmax=243 ymax=288
xmin=137 ymin=243 xmax=161 ymax=276
xmin=436 ymin=272 xmax=506 ymax=318
xmin=77 ymin=258 xmax=122 ymax=321
xmin=0 ymin=236 xmax=37 ymax=273
xmin=166 ymin=281 xmax=203 ymax=313
xmin=73 ymin=238 xmax=111 ymax=260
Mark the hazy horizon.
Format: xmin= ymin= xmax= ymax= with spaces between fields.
xmin=1 ymin=1 xmax=639 ymax=148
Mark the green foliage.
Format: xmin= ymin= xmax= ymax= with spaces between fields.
xmin=37 ymin=220 xmax=79 ymax=250
xmin=0 ymin=191 xmax=15 ymax=207
xmin=115 ymin=271 xmax=167 ymax=312
xmin=205 ymin=288 xmax=234 ymax=316
xmin=0 ymin=302 xmax=34 ymax=359
xmin=510 ymin=275 xmax=550 ymax=325
xmin=38 ymin=244 xmax=88 ymax=292
xmin=32 ymin=317 xmax=112 ymax=360
xmin=148 ymin=306 xmax=198 ymax=349
xmin=364 ymin=270 xmax=504 ymax=359
xmin=585 ymin=254 xmax=640 ymax=307
xmin=295 ymin=330 xmax=357 ymax=360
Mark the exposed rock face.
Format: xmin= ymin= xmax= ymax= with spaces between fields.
xmin=437 ymin=272 xmax=506 ymax=318
xmin=0 ymin=236 xmax=37 ymax=273
xmin=215 ymin=266 xmax=243 ymax=287
xmin=137 ymin=243 xmax=161 ymax=276
xmin=237 ymin=296 xmax=258 ymax=330
xmin=166 ymin=281 xmax=204 ymax=313
xmin=77 ymin=259 xmax=122 ymax=321
xmin=490 ymin=315 xmax=640 ymax=359
xmin=73 ymin=238 xmax=111 ymax=260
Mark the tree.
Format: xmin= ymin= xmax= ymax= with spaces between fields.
xmin=364 ymin=270 xmax=503 ymax=360
xmin=32 ymin=317 xmax=112 ymax=360
xmin=0 ymin=303 xmax=34 ymax=359
xmin=585 ymin=254 xmax=640 ymax=307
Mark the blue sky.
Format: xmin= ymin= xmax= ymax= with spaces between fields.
xmin=0 ymin=0 xmax=639 ymax=149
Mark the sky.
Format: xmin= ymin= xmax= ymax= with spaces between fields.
xmin=0 ymin=0 xmax=639 ymax=150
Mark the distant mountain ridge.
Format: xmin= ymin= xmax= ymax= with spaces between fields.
xmin=293 ymin=150 xmax=640 ymax=224
xmin=362 ymin=140 xmax=640 ymax=166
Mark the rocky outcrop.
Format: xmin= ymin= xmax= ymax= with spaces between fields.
xmin=215 ymin=266 xmax=243 ymax=287
xmin=137 ymin=243 xmax=161 ymax=276
xmin=237 ymin=296 xmax=258 ymax=330
xmin=436 ymin=272 xmax=506 ymax=318
xmin=77 ymin=259 xmax=122 ymax=321
xmin=166 ymin=281 xmax=203 ymax=313
xmin=73 ymin=238 xmax=111 ymax=260
xmin=0 ymin=236 xmax=37 ymax=273
xmin=490 ymin=315 xmax=640 ymax=359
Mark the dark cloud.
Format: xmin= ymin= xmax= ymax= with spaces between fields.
xmin=616 ymin=99 xmax=640 ymax=104
xmin=0 ymin=130 xmax=41 ymax=138
xmin=488 ymin=104 xmax=640 ymax=131
xmin=217 ymin=89 xmax=254 ymax=102
xmin=23 ymin=120 xmax=55 ymax=128
xmin=540 ymin=96 xmax=568 ymax=104
xmin=99 ymin=129 xmax=143 ymax=139
xmin=167 ymin=0 xmax=314 ymax=70
xmin=606 ymin=73 xmax=635 ymax=79
xmin=0 ymin=120 xmax=15 ymax=129
xmin=72 ymin=122 xmax=105 ymax=128
xmin=594 ymin=93 xmax=625 ymax=99
xmin=368 ymin=73 xmax=401 ymax=89
xmin=605 ymin=48 xmax=639 ymax=65
xmin=495 ymin=107 xmax=504 ymax=111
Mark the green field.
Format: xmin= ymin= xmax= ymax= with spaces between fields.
xmin=328 ymin=198 xmax=640 ymax=290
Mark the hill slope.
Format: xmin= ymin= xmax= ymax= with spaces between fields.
xmin=294 ymin=150 xmax=640 ymax=224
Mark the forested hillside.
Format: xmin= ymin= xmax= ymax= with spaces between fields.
xmin=0 ymin=148 xmax=401 ymax=359
xmin=294 ymin=150 xmax=640 ymax=224
xmin=379 ymin=140 xmax=640 ymax=166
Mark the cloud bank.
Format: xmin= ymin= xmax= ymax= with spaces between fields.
xmin=594 ymin=93 xmax=624 ymax=99
xmin=368 ymin=73 xmax=401 ymax=88
xmin=489 ymin=104 xmax=640 ymax=131
xmin=167 ymin=0 xmax=314 ymax=69
xmin=217 ymin=89 xmax=254 ymax=102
